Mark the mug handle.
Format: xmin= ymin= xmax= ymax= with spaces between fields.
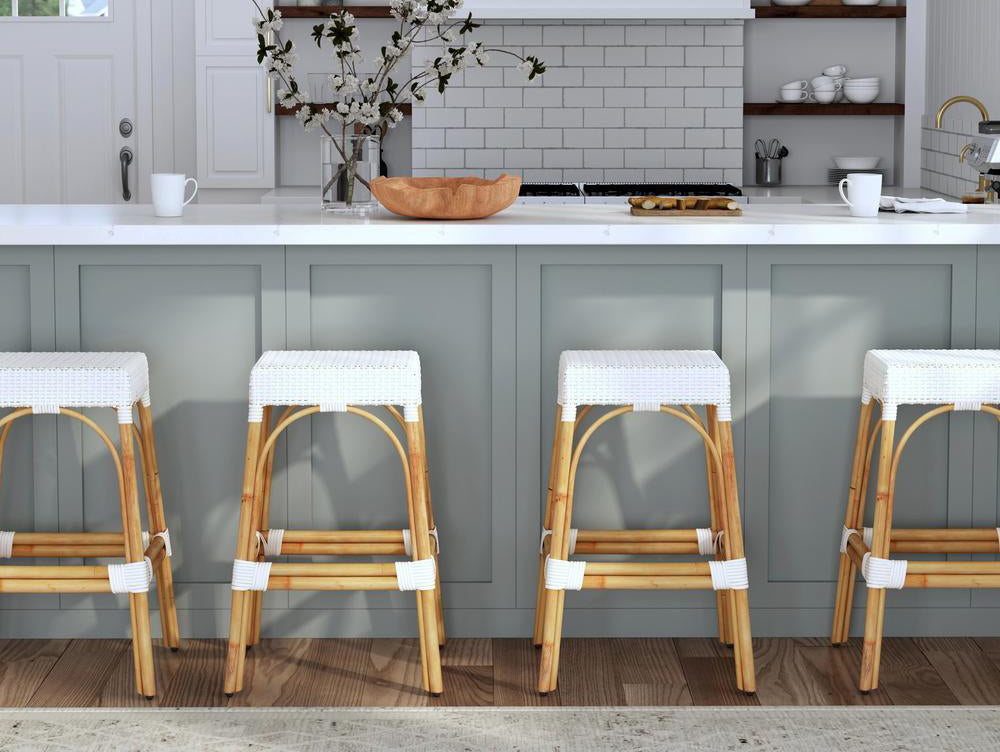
xmin=838 ymin=178 xmax=853 ymax=208
xmin=183 ymin=178 xmax=199 ymax=207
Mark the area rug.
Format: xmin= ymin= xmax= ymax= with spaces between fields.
xmin=1 ymin=706 xmax=998 ymax=751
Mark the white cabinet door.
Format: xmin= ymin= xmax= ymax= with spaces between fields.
xmin=195 ymin=57 xmax=275 ymax=189
xmin=196 ymin=0 xmax=267 ymax=56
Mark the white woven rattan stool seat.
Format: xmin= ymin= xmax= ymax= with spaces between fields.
xmin=0 ymin=352 xmax=150 ymax=424
xmin=248 ymin=350 xmax=422 ymax=423
xmin=557 ymin=350 xmax=732 ymax=422
xmin=862 ymin=349 xmax=1000 ymax=421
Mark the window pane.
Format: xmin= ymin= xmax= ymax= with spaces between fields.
xmin=0 ymin=1 xmax=11 ymax=17
xmin=18 ymin=0 xmax=60 ymax=15
xmin=67 ymin=0 xmax=109 ymax=16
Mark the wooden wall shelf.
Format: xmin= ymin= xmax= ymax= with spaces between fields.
xmin=754 ymin=5 xmax=906 ymax=19
xmin=277 ymin=102 xmax=413 ymax=117
xmin=274 ymin=5 xmax=393 ymax=18
xmin=744 ymin=103 xmax=904 ymax=116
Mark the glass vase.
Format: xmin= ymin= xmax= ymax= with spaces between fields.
xmin=321 ymin=132 xmax=380 ymax=215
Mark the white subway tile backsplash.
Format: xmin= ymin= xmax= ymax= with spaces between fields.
xmin=412 ymin=20 xmax=744 ymax=185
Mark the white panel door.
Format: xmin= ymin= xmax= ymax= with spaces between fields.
xmin=0 ymin=1 xmax=151 ymax=204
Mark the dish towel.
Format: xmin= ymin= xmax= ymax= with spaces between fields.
xmin=879 ymin=196 xmax=968 ymax=214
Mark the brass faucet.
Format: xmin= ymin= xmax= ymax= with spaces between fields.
xmin=936 ymin=95 xmax=990 ymax=128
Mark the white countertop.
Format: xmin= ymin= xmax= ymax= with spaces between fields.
xmin=2 ymin=202 xmax=999 ymax=246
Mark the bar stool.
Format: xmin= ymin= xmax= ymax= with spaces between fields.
xmin=832 ymin=349 xmax=1000 ymax=692
xmin=0 ymin=352 xmax=180 ymax=699
xmin=223 ymin=351 xmax=444 ymax=697
xmin=533 ymin=350 xmax=755 ymax=694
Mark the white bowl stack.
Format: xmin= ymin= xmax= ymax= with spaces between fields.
xmin=844 ymin=76 xmax=881 ymax=104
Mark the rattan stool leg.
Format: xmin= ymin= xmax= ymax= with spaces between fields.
xmin=224 ymin=421 xmax=263 ymax=696
xmin=703 ymin=405 xmax=731 ymax=646
xmin=406 ymin=417 xmax=443 ymax=695
xmin=537 ymin=416 xmax=574 ymax=694
xmin=832 ymin=400 xmax=877 ymax=645
xmin=119 ymin=423 xmax=156 ymax=698
xmin=719 ymin=420 xmax=755 ymax=693
xmin=533 ymin=405 xmax=564 ymax=647
xmin=248 ymin=406 xmax=276 ymax=647
xmin=418 ymin=408 xmax=445 ymax=647
xmin=137 ymin=403 xmax=180 ymax=651
xmin=859 ymin=419 xmax=896 ymax=692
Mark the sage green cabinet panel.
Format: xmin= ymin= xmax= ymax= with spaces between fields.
xmin=53 ymin=247 xmax=285 ymax=612
xmin=516 ymin=247 xmax=747 ymax=616
xmin=285 ymin=247 xmax=516 ymax=612
xmin=746 ymin=246 xmax=977 ymax=616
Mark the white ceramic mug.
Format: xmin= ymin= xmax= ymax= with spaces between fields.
xmin=781 ymin=80 xmax=809 ymax=90
xmin=823 ymin=64 xmax=848 ymax=77
xmin=838 ymin=173 xmax=883 ymax=218
xmin=810 ymin=75 xmax=842 ymax=91
xmin=814 ymin=89 xmax=837 ymax=104
xmin=151 ymin=173 xmax=198 ymax=217
xmin=779 ymin=89 xmax=813 ymax=102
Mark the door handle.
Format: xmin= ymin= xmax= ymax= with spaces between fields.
xmin=120 ymin=146 xmax=134 ymax=202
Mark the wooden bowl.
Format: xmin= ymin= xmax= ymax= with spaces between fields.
xmin=370 ymin=175 xmax=522 ymax=220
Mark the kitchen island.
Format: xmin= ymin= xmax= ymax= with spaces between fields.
xmin=2 ymin=203 xmax=1000 ymax=640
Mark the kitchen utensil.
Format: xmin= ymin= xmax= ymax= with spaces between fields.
xmin=152 ymin=173 xmax=198 ymax=217
xmin=834 ymin=157 xmax=882 ymax=170
xmin=370 ymin=174 xmax=521 ymax=219
xmin=839 ymin=173 xmax=883 ymax=218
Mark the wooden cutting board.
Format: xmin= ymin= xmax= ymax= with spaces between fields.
xmin=630 ymin=207 xmax=743 ymax=217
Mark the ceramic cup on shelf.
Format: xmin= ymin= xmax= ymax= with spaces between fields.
xmin=778 ymin=88 xmax=813 ymax=102
xmin=823 ymin=64 xmax=848 ymax=77
xmin=151 ymin=173 xmax=198 ymax=217
xmin=838 ymin=173 xmax=883 ymax=218
xmin=781 ymin=80 xmax=809 ymax=91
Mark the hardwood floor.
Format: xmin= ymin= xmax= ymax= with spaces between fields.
xmin=0 ymin=637 xmax=996 ymax=707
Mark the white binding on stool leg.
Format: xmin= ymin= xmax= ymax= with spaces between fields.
xmin=395 ymin=558 xmax=437 ymax=591
xmin=861 ymin=553 xmax=907 ymax=589
xmin=141 ymin=529 xmax=172 ymax=557
xmin=256 ymin=529 xmax=284 ymax=557
xmin=697 ymin=528 xmax=723 ymax=556
xmin=402 ymin=528 xmax=440 ymax=557
xmin=231 ymin=559 xmax=272 ymax=591
xmin=108 ymin=558 xmax=153 ymax=594
xmin=839 ymin=526 xmax=855 ymax=554
xmin=539 ymin=528 xmax=577 ymax=555
xmin=544 ymin=556 xmax=586 ymax=591
xmin=709 ymin=559 xmax=749 ymax=591
xmin=0 ymin=531 xmax=13 ymax=558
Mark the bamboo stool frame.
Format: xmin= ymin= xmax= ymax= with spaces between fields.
xmin=532 ymin=403 xmax=755 ymax=695
xmin=832 ymin=400 xmax=1000 ymax=692
xmin=0 ymin=403 xmax=180 ymax=699
xmin=223 ymin=403 xmax=445 ymax=697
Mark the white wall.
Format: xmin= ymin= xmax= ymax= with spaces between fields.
xmin=921 ymin=0 xmax=999 ymax=197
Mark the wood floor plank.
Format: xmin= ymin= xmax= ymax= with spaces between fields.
xmin=361 ymin=638 xmax=430 ymax=707
xmin=877 ymin=638 xmax=960 ymax=706
xmin=795 ymin=642 xmax=892 ymax=706
xmin=28 ymin=639 xmax=130 ymax=707
xmin=156 ymin=639 xmax=229 ymax=708
xmin=0 ymin=640 xmax=69 ymax=707
xmin=609 ymin=638 xmax=692 ymax=706
xmin=98 ymin=641 xmax=186 ymax=707
xmin=272 ymin=638 xmax=371 ymax=707
xmin=440 ymin=638 xmax=492 ymax=667
xmin=912 ymin=637 xmax=1000 ymax=705
xmin=674 ymin=637 xmax=731 ymax=659
xmin=492 ymin=639 xmax=560 ymax=707
xmin=680 ymin=657 xmax=759 ymax=706
xmin=556 ymin=639 xmax=626 ymax=706
xmin=431 ymin=665 xmax=494 ymax=707
xmin=227 ymin=639 xmax=314 ymax=707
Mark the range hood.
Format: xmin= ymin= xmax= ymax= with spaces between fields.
xmin=461 ymin=0 xmax=754 ymax=19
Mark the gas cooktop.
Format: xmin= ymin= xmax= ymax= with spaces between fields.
xmin=517 ymin=182 xmax=743 ymax=205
